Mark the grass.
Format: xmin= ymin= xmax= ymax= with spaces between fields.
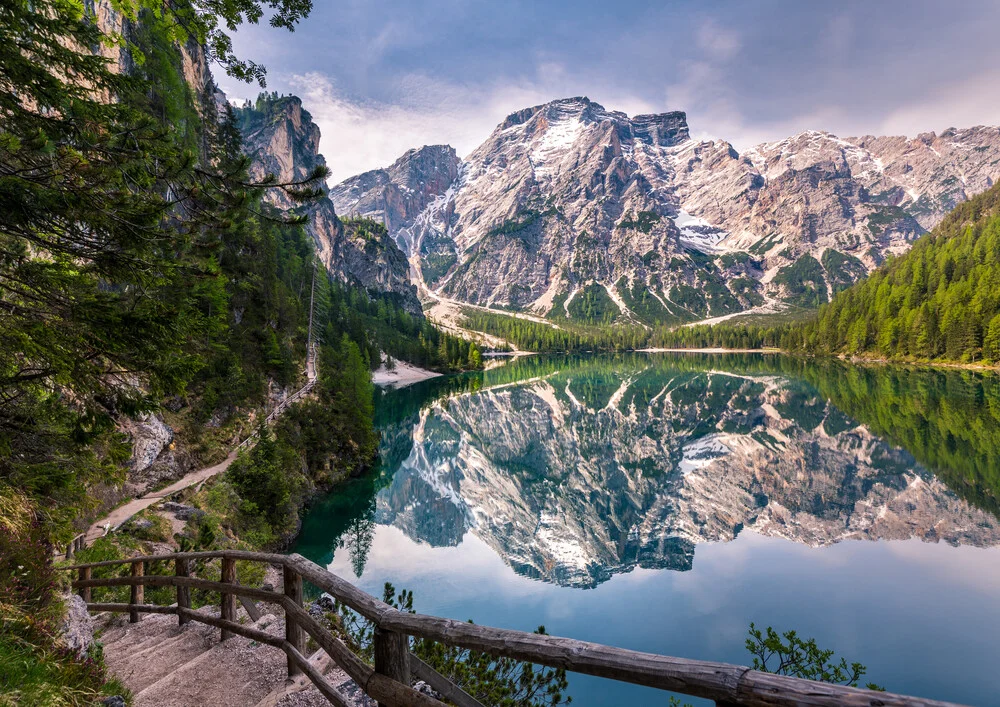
xmin=0 ymin=490 xmax=133 ymax=707
xmin=0 ymin=621 xmax=132 ymax=706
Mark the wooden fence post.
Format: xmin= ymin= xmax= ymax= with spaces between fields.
xmin=374 ymin=627 xmax=410 ymax=707
xmin=78 ymin=567 xmax=91 ymax=603
xmin=176 ymin=557 xmax=191 ymax=626
xmin=129 ymin=561 xmax=143 ymax=623
xmin=221 ymin=557 xmax=236 ymax=640
xmin=283 ymin=565 xmax=305 ymax=677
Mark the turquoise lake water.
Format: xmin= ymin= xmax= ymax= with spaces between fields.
xmin=294 ymin=353 xmax=1000 ymax=706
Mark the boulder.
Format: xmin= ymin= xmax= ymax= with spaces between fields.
xmin=57 ymin=594 xmax=95 ymax=659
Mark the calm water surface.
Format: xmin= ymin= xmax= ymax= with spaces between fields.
xmin=294 ymin=353 xmax=1000 ymax=706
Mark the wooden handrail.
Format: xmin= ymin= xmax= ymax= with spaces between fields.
xmin=62 ymin=551 xmax=968 ymax=707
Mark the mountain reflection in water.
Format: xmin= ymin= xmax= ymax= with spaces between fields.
xmin=296 ymin=353 xmax=1000 ymax=589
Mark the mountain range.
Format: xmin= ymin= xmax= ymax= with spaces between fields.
xmin=330 ymin=97 xmax=1000 ymax=326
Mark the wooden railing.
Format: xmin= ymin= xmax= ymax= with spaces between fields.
xmin=61 ymin=550 xmax=965 ymax=707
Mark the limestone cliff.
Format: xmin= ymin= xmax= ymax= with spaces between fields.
xmin=235 ymin=95 xmax=421 ymax=314
xmin=333 ymin=97 xmax=1000 ymax=324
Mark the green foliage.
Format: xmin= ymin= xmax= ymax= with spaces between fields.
xmin=321 ymin=279 xmax=481 ymax=372
xmin=110 ymin=0 xmax=313 ymax=86
xmin=615 ymin=278 xmax=681 ymax=327
xmin=488 ymin=209 xmax=551 ymax=237
xmin=0 ymin=488 xmax=129 ymax=705
xmin=227 ymin=425 xmax=300 ymax=534
xmin=0 ymin=1 xmax=327 ymax=544
xmin=617 ymin=211 xmax=661 ymax=234
xmin=821 ymin=249 xmax=867 ymax=294
xmin=421 ymin=251 xmax=459 ymax=284
xmin=669 ymin=284 xmax=708 ymax=317
xmin=566 ymin=283 xmax=619 ymax=324
xmin=648 ymin=323 xmax=788 ymax=350
xmin=746 ymin=623 xmax=883 ymax=691
xmin=0 ymin=619 xmax=131 ymax=707
xmin=866 ymin=204 xmax=910 ymax=237
xmin=329 ymin=583 xmax=571 ymax=707
xmin=748 ymin=232 xmax=783 ymax=255
xmin=277 ymin=335 xmax=379 ymax=481
xmin=773 ymin=255 xmax=828 ymax=307
xmin=730 ymin=277 xmax=766 ymax=306
xmin=798 ymin=182 xmax=1000 ymax=363
xmin=462 ymin=310 xmax=649 ymax=352
xmin=120 ymin=510 xmax=173 ymax=543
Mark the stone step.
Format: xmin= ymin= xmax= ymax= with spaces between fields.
xmin=133 ymin=621 xmax=289 ymax=707
xmin=112 ymin=622 xmax=217 ymax=693
xmin=100 ymin=613 xmax=181 ymax=660
xmin=100 ymin=605 xmax=373 ymax=707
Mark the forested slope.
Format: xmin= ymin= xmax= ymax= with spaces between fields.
xmin=792 ymin=182 xmax=1000 ymax=362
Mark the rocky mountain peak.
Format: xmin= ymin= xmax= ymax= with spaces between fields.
xmin=235 ymin=95 xmax=422 ymax=314
xmin=330 ymin=144 xmax=462 ymax=252
xmin=239 ymin=95 xmax=326 ymax=208
xmin=494 ymin=96 xmax=689 ymax=149
xmin=331 ymin=97 xmax=1000 ymax=325
xmin=631 ymin=111 xmax=690 ymax=147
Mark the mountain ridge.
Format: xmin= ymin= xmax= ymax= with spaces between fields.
xmin=331 ymin=96 xmax=1000 ymax=326
xmin=235 ymin=94 xmax=423 ymax=314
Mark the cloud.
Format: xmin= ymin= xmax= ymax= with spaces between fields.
xmin=696 ymin=19 xmax=741 ymax=62
xmin=874 ymin=67 xmax=1000 ymax=138
xmin=288 ymin=70 xmax=658 ymax=183
xmin=287 ymin=73 xmax=537 ymax=182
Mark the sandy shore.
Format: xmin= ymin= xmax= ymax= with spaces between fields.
xmin=371 ymin=360 xmax=443 ymax=388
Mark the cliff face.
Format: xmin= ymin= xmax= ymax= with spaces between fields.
xmin=330 ymin=145 xmax=462 ymax=251
xmin=237 ymin=96 xmax=422 ymax=314
xmin=373 ymin=366 xmax=1000 ymax=588
xmin=332 ymin=97 xmax=1000 ymax=323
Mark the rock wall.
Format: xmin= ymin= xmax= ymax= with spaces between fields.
xmin=332 ymin=97 xmax=1000 ymax=323
xmin=237 ymin=96 xmax=422 ymax=314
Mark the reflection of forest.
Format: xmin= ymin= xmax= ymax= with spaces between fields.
xmin=295 ymin=354 xmax=1000 ymax=588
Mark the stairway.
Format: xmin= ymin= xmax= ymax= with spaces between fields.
xmin=96 ymin=605 xmax=375 ymax=707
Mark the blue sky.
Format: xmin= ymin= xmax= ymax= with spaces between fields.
xmin=218 ymin=0 xmax=1000 ymax=182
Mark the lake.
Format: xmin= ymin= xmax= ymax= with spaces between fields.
xmin=293 ymin=353 xmax=1000 ymax=706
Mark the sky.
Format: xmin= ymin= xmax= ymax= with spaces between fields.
xmin=217 ymin=0 xmax=1000 ymax=183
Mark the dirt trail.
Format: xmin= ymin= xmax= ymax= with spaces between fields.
xmin=82 ymin=348 xmax=318 ymax=546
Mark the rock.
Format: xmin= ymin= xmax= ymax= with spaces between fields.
xmin=314 ymin=593 xmax=336 ymax=611
xmin=124 ymin=413 xmax=173 ymax=473
xmin=330 ymin=145 xmax=462 ymax=255
xmin=307 ymin=593 xmax=338 ymax=618
xmin=236 ymin=96 xmax=422 ymax=315
xmin=332 ymin=96 xmax=1000 ymax=322
xmin=101 ymin=697 xmax=126 ymax=707
xmin=58 ymin=594 xmax=95 ymax=659
xmin=261 ymin=582 xmax=274 ymax=592
xmin=412 ymin=680 xmax=442 ymax=699
xmin=128 ymin=518 xmax=154 ymax=532
xmin=161 ymin=502 xmax=206 ymax=522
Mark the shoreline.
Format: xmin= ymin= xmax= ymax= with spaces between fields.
xmin=638 ymin=347 xmax=782 ymax=354
xmin=371 ymin=360 xmax=443 ymax=388
xmin=838 ymin=353 xmax=1000 ymax=373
